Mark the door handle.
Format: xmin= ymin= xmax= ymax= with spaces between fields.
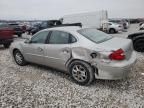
xmin=62 ymin=48 xmax=70 ymax=54
xmin=37 ymin=47 xmax=43 ymax=52
xmin=63 ymin=50 xmax=69 ymax=53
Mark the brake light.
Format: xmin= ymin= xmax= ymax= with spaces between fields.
xmin=109 ymin=49 xmax=125 ymax=60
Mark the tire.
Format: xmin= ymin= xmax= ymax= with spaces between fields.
xmin=13 ymin=50 xmax=27 ymax=66
xmin=3 ymin=43 xmax=10 ymax=48
xmin=28 ymin=31 xmax=31 ymax=35
xmin=140 ymin=28 xmax=144 ymax=30
xmin=109 ymin=28 xmax=116 ymax=34
xmin=18 ymin=34 xmax=22 ymax=37
xmin=68 ymin=60 xmax=94 ymax=85
xmin=133 ymin=39 xmax=144 ymax=52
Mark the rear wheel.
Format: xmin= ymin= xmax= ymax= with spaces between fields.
xmin=133 ymin=39 xmax=144 ymax=52
xmin=3 ymin=43 xmax=10 ymax=48
xmin=13 ymin=50 xmax=27 ymax=66
xmin=18 ymin=34 xmax=22 ymax=37
xmin=109 ymin=28 xmax=116 ymax=34
xmin=69 ymin=60 xmax=94 ymax=85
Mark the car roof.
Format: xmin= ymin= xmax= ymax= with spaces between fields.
xmin=44 ymin=26 xmax=82 ymax=32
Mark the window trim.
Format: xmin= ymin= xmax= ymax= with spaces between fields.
xmin=47 ymin=30 xmax=77 ymax=44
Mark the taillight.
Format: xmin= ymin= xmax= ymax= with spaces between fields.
xmin=109 ymin=49 xmax=125 ymax=60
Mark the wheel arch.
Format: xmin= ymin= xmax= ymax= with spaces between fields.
xmin=66 ymin=58 xmax=98 ymax=75
xmin=13 ymin=48 xmax=20 ymax=55
xmin=66 ymin=59 xmax=90 ymax=68
xmin=127 ymin=32 xmax=144 ymax=40
xmin=12 ymin=48 xmax=24 ymax=57
xmin=133 ymin=35 xmax=144 ymax=43
xmin=109 ymin=28 xmax=116 ymax=33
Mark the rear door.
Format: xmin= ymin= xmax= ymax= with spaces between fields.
xmin=44 ymin=30 xmax=76 ymax=70
xmin=23 ymin=31 xmax=49 ymax=64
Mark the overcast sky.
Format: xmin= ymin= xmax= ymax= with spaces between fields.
xmin=0 ymin=0 xmax=143 ymax=20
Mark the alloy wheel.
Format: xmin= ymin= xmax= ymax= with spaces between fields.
xmin=72 ymin=64 xmax=87 ymax=82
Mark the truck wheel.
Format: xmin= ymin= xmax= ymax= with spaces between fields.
xmin=133 ymin=39 xmax=144 ymax=52
xmin=18 ymin=34 xmax=22 ymax=37
xmin=13 ymin=50 xmax=27 ymax=66
xmin=28 ymin=32 xmax=31 ymax=35
xmin=69 ymin=60 xmax=94 ymax=85
xmin=109 ymin=28 xmax=116 ymax=34
xmin=3 ymin=43 xmax=10 ymax=48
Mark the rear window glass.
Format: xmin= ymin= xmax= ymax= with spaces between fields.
xmin=78 ymin=28 xmax=113 ymax=43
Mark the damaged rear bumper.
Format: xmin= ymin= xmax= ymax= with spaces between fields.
xmin=93 ymin=52 xmax=137 ymax=80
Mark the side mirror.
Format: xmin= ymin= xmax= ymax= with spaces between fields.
xmin=24 ymin=38 xmax=31 ymax=44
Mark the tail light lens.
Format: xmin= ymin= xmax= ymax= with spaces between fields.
xmin=109 ymin=49 xmax=125 ymax=60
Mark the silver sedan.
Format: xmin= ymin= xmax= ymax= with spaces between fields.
xmin=10 ymin=26 xmax=136 ymax=85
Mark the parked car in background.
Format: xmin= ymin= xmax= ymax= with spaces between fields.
xmin=8 ymin=23 xmax=23 ymax=37
xmin=128 ymin=32 xmax=144 ymax=52
xmin=28 ymin=23 xmax=41 ymax=35
xmin=19 ymin=24 xmax=27 ymax=33
xmin=10 ymin=24 xmax=136 ymax=85
xmin=29 ymin=20 xmax=62 ymax=35
xmin=0 ymin=23 xmax=14 ymax=48
xmin=105 ymin=22 xmax=123 ymax=33
xmin=109 ymin=19 xmax=129 ymax=29
xmin=139 ymin=23 xmax=144 ymax=30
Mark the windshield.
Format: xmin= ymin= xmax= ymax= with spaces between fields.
xmin=78 ymin=28 xmax=113 ymax=44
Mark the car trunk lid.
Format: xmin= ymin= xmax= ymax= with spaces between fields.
xmin=97 ymin=37 xmax=133 ymax=60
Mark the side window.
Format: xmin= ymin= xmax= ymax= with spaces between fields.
xmin=108 ymin=23 xmax=112 ymax=25
xmin=31 ymin=31 xmax=49 ymax=44
xmin=49 ymin=31 xmax=70 ymax=44
xmin=70 ymin=34 xmax=77 ymax=43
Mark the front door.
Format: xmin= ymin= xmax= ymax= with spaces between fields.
xmin=23 ymin=31 xmax=49 ymax=64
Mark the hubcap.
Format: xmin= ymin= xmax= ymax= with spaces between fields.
xmin=15 ymin=52 xmax=23 ymax=64
xmin=72 ymin=65 xmax=87 ymax=82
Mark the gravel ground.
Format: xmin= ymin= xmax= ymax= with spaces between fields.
xmin=0 ymin=24 xmax=144 ymax=108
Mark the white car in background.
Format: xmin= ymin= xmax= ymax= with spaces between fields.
xmin=107 ymin=22 xmax=123 ymax=33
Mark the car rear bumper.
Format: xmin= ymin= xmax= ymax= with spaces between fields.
xmin=94 ymin=52 xmax=137 ymax=80
xmin=116 ymin=27 xmax=124 ymax=32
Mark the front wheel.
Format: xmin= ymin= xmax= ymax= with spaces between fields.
xmin=69 ymin=60 xmax=94 ymax=85
xmin=109 ymin=28 xmax=116 ymax=34
xmin=13 ymin=50 xmax=27 ymax=66
xmin=18 ymin=34 xmax=22 ymax=37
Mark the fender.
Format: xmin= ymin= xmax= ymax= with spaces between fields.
xmin=11 ymin=41 xmax=25 ymax=56
xmin=127 ymin=32 xmax=144 ymax=40
xmin=133 ymin=35 xmax=144 ymax=41
xmin=65 ymin=47 xmax=97 ymax=68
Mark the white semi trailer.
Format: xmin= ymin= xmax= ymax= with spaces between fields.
xmin=61 ymin=10 xmax=108 ymax=32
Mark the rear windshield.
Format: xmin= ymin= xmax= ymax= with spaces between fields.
xmin=78 ymin=28 xmax=113 ymax=44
